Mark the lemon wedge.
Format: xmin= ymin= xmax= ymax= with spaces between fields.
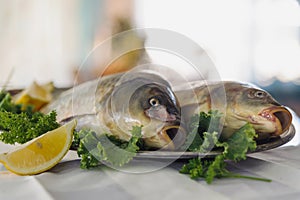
xmin=0 ymin=120 xmax=76 ymax=175
xmin=14 ymin=81 xmax=54 ymax=111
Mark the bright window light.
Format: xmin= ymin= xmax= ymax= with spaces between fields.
xmin=134 ymin=0 xmax=300 ymax=83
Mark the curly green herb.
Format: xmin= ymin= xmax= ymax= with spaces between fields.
xmin=0 ymin=90 xmax=60 ymax=144
xmin=75 ymin=126 xmax=143 ymax=169
xmin=180 ymin=112 xmax=271 ymax=184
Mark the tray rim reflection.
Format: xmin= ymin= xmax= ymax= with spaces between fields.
xmin=136 ymin=124 xmax=296 ymax=160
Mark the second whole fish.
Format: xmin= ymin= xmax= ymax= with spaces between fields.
xmin=175 ymin=81 xmax=292 ymax=141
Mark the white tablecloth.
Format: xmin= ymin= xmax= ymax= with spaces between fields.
xmin=1 ymin=116 xmax=300 ymax=200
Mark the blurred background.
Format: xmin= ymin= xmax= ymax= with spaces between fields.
xmin=0 ymin=0 xmax=299 ymax=115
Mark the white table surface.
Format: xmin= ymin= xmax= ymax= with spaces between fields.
xmin=1 ymin=115 xmax=300 ymax=200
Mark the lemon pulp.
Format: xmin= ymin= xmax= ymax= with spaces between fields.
xmin=0 ymin=120 xmax=76 ymax=175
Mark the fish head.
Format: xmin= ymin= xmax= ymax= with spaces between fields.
xmin=128 ymin=83 xmax=186 ymax=150
xmin=225 ymin=82 xmax=292 ymax=139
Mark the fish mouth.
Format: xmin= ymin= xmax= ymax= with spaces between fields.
xmin=259 ymin=106 xmax=292 ymax=136
xmin=159 ymin=125 xmax=187 ymax=150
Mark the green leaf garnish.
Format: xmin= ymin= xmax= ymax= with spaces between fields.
xmin=181 ymin=110 xmax=222 ymax=151
xmin=0 ymin=90 xmax=59 ymax=144
xmin=180 ymin=111 xmax=271 ymax=184
xmin=76 ymin=126 xmax=143 ymax=169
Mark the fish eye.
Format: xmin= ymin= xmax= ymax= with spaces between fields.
xmin=254 ymin=91 xmax=265 ymax=98
xmin=248 ymin=90 xmax=266 ymax=99
xmin=149 ymin=98 xmax=160 ymax=107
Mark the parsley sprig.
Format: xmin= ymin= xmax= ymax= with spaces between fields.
xmin=0 ymin=90 xmax=59 ymax=144
xmin=180 ymin=111 xmax=271 ymax=183
xmin=73 ymin=126 xmax=143 ymax=169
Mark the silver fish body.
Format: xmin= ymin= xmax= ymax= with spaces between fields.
xmin=42 ymin=71 xmax=186 ymax=150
